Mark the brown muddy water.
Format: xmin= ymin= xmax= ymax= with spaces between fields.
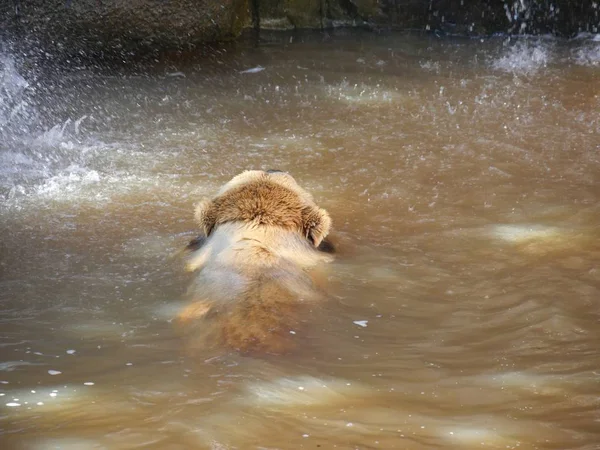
xmin=1 ymin=31 xmax=599 ymax=449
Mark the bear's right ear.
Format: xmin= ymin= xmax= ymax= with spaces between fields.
xmin=194 ymin=198 xmax=217 ymax=237
xmin=302 ymin=206 xmax=332 ymax=248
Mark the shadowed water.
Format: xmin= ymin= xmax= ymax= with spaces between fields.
xmin=1 ymin=31 xmax=599 ymax=449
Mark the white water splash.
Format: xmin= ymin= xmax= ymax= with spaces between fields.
xmin=0 ymin=52 xmax=35 ymax=133
xmin=0 ymin=48 xmax=112 ymax=205
xmin=492 ymin=41 xmax=552 ymax=75
xmin=573 ymin=43 xmax=600 ymax=66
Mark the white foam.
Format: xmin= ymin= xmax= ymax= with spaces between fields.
xmin=35 ymin=167 xmax=101 ymax=197
xmin=489 ymin=224 xmax=562 ymax=243
xmin=0 ymin=132 xmax=110 ymax=205
xmin=572 ymin=43 xmax=600 ymax=67
xmin=243 ymin=376 xmax=370 ymax=408
xmin=33 ymin=119 xmax=74 ymax=147
xmin=492 ymin=41 xmax=552 ymax=75
xmin=573 ymin=32 xmax=600 ymax=41
xmin=3 ymin=166 xmax=177 ymax=211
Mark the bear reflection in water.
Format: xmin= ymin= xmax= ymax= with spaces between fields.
xmin=178 ymin=170 xmax=335 ymax=354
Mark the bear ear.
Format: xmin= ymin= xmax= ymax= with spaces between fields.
xmin=302 ymin=206 xmax=332 ymax=248
xmin=194 ymin=198 xmax=217 ymax=237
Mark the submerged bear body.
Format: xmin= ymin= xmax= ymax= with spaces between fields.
xmin=178 ymin=170 xmax=333 ymax=354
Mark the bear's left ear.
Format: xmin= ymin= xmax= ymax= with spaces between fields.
xmin=194 ymin=198 xmax=217 ymax=237
xmin=302 ymin=206 xmax=332 ymax=248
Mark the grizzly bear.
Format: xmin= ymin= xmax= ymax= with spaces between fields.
xmin=177 ymin=170 xmax=334 ymax=354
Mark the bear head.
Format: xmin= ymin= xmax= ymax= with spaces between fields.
xmin=194 ymin=170 xmax=331 ymax=247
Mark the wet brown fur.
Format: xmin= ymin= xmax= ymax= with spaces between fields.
xmin=195 ymin=179 xmax=330 ymax=247
xmin=178 ymin=171 xmax=332 ymax=355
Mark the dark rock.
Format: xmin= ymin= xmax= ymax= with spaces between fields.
xmin=1 ymin=0 xmax=251 ymax=60
xmin=1 ymin=1 xmax=598 ymax=61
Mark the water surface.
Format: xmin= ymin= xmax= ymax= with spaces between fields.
xmin=1 ymin=31 xmax=599 ymax=449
